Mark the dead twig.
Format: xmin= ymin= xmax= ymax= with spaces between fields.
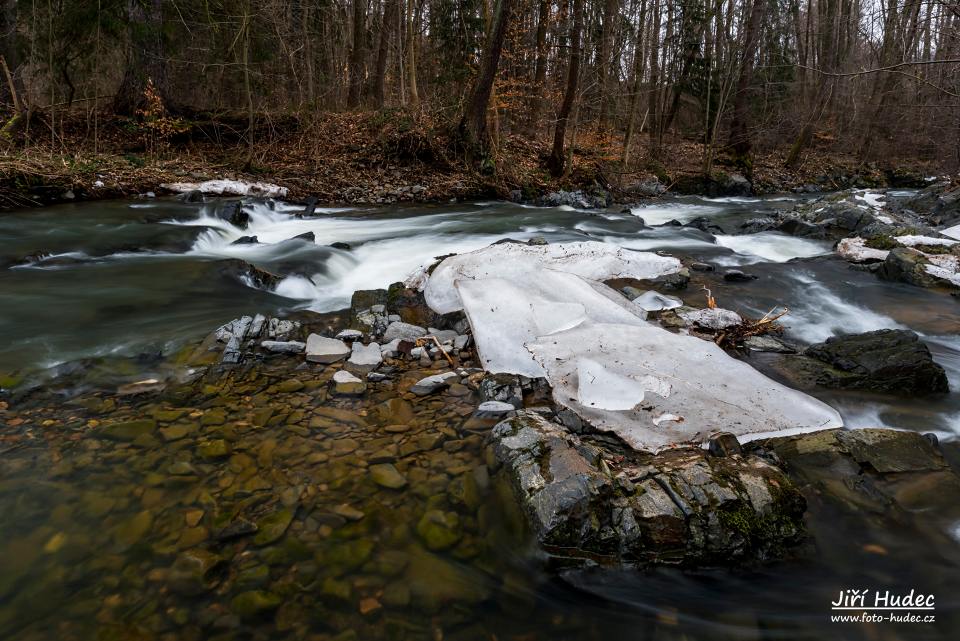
xmin=416 ymin=335 xmax=455 ymax=366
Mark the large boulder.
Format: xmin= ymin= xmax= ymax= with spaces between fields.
xmin=780 ymin=329 xmax=948 ymax=395
xmin=489 ymin=412 xmax=807 ymax=566
xmin=755 ymin=428 xmax=960 ymax=537
xmin=877 ymin=247 xmax=941 ymax=288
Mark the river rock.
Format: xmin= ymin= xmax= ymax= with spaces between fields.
xmin=305 ymin=334 xmax=350 ymax=363
xmin=877 ymin=247 xmax=941 ymax=288
xmin=369 ymin=463 xmax=407 ymax=489
xmin=780 ymin=329 xmax=948 ymax=394
xmin=410 ymin=372 xmax=457 ymax=396
xmin=490 ymin=412 xmax=806 ymax=565
xmin=231 ymin=590 xmax=282 ymax=619
xmin=100 ymin=419 xmax=157 ymax=441
xmin=231 ymin=235 xmax=258 ymax=245
xmin=345 ymin=342 xmax=382 ymax=375
xmin=755 ymin=428 xmax=960 ymax=531
xmin=743 ymin=335 xmax=795 ymax=353
xmin=261 ymin=340 xmax=305 ymax=354
xmin=254 ymin=509 xmax=295 ymax=545
xmin=416 ymin=510 xmax=462 ymax=550
xmin=677 ymin=307 xmax=743 ymax=330
xmin=723 ymin=269 xmax=757 ymax=282
xmin=332 ymin=370 xmax=366 ymax=396
xmin=383 ymin=321 xmax=427 ymax=342
xmin=336 ymin=329 xmax=364 ymax=341
xmin=475 ymin=400 xmax=516 ymax=417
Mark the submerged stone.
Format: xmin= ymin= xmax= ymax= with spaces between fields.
xmin=100 ymin=419 xmax=157 ymax=441
xmin=254 ymin=509 xmax=295 ymax=545
xmin=416 ymin=510 xmax=462 ymax=551
xmin=369 ymin=463 xmax=407 ymax=489
xmin=332 ymin=370 xmax=366 ymax=396
xmin=230 ymin=590 xmax=282 ymax=619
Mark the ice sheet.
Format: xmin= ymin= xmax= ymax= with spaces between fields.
xmin=528 ymin=322 xmax=843 ymax=452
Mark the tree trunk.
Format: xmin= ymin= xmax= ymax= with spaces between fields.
xmin=347 ymin=0 xmax=366 ymax=108
xmin=547 ymin=0 xmax=584 ymax=176
xmin=621 ymin=0 xmax=649 ymax=166
xmin=726 ymin=0 xmax=767 ymax=168
xmin=373 ymin=0 xmax=398 ymax=108
xmin=406 ymin=0 xmax=419 ymax=108
xmin=647 ymin=0 xmax=661 ymax=158
xmin=526 ymin=0 xmax=549 ymax=135
xmin=459 ymin=0 xmax=516 ymax=162
xmin=0 ymin=0 xmax=24 ymax=110
xmin=597 ymin=0 xmax=618 ymax=127
xmin=114 ymin=0 xmax=169 ymax=116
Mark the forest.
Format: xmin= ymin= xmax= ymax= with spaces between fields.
xmin=0 ymin=0 xmax=956 ymax=193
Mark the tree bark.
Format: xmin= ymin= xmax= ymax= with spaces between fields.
xmin=726 ymin=0 xmax=767 ymax=167
xmin=459 ymin=0 xmax=516 ymax=162
xmin=406 ymin=0 xmax=419 ymax=108
xmin=114 ymin=0 xmax=170 ymax=116
xmin=547 ymin=0 xmax=584 ymax=176
xmin=347 ymin=0 xmax=367 ymax=108
xmin=526 ymin=0 xmax=550 ymax=135
xmin=0 ymin=0 xmax=24 ymax=110
xmin=373 ymin=0 xmax=398 ymax=108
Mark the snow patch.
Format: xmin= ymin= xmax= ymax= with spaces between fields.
xmin=836 ymin=237 xmax=889 ymax=263
xmin=896 ymin=235 xmax=958 ymax=248
xmin=162 ymin=179 xmax=289 ymax=198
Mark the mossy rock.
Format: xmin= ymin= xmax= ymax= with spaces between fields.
xmin=230 ymin=590 xmax=282 ymax=619
xmin=100 ymin=419 xmax=157 ymax=442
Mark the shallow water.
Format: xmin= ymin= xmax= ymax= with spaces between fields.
xmin=2 ymin=194 xmax=960 ymax=640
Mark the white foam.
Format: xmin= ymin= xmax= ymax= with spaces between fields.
xmin=782 ymin=272 xmax=905 ymax=343
xmin=714 ymin=232 xmax=831 ymax=264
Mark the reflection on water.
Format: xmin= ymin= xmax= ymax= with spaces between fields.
xmin=1 ymin=193 xmax=960 ymax=640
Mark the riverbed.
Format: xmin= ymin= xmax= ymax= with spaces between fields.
xmin=1 ymin=194 xmax=959 ymax=640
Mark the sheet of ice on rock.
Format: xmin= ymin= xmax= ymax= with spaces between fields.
xmin=527 ymin=322 xmax=843 ymax=452
xmin=454 ymin=270 xmax=649 ymax=377
xmin=423 ymin=241 xmax=682 ymax=314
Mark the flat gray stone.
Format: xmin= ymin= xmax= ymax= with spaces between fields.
xmin=305 ymin=334 xmax=351 ymax=363
xmin=476 ymin=401 xmax=516 ymax=417
xmin=261 ymin=340 xmax=305 ymax=354
xmin=332 ymin=369 xmax=366 ymax=395
xmin=346 ymin=342 xmax=383 ymax=374
xmin=336 ymin=329 xmax=364 ymax=341
xmin=410 ymin=372 xmax=457 ymax=396
xmin=383 ymin=321 xmax=427 ymax=342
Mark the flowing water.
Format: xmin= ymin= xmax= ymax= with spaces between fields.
xmin=1 ymin=194 xmax=959 ymax=640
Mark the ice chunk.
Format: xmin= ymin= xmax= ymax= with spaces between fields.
xmin=633 ymin=290 xmax=683 ymax=312
xmin=940 ymin=224 xmax=960 ymax=241
xmin=527 ymin=322 xmax=842 ymax=453
xmin=161 ymin=179 xmax=289 ymax=198
xmin=577 ymin=358 xmax=671 ymax=410
xmin=422 ymin=241 xmax=682 ymax=315
xmin=454 ymin=271 xmax=647 ymax=377
xmin=854 ymin=190 xmax=885 ymax=209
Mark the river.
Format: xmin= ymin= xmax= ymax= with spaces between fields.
xmin=1 ymin=194 xmax=958 ymax=640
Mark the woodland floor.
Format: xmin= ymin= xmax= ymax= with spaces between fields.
xmin=0 ymin=109 xmax=943 ymax=209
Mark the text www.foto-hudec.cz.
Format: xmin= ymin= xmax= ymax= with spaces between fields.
xmin=830 ymin=589 xmax=935 ymax=624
